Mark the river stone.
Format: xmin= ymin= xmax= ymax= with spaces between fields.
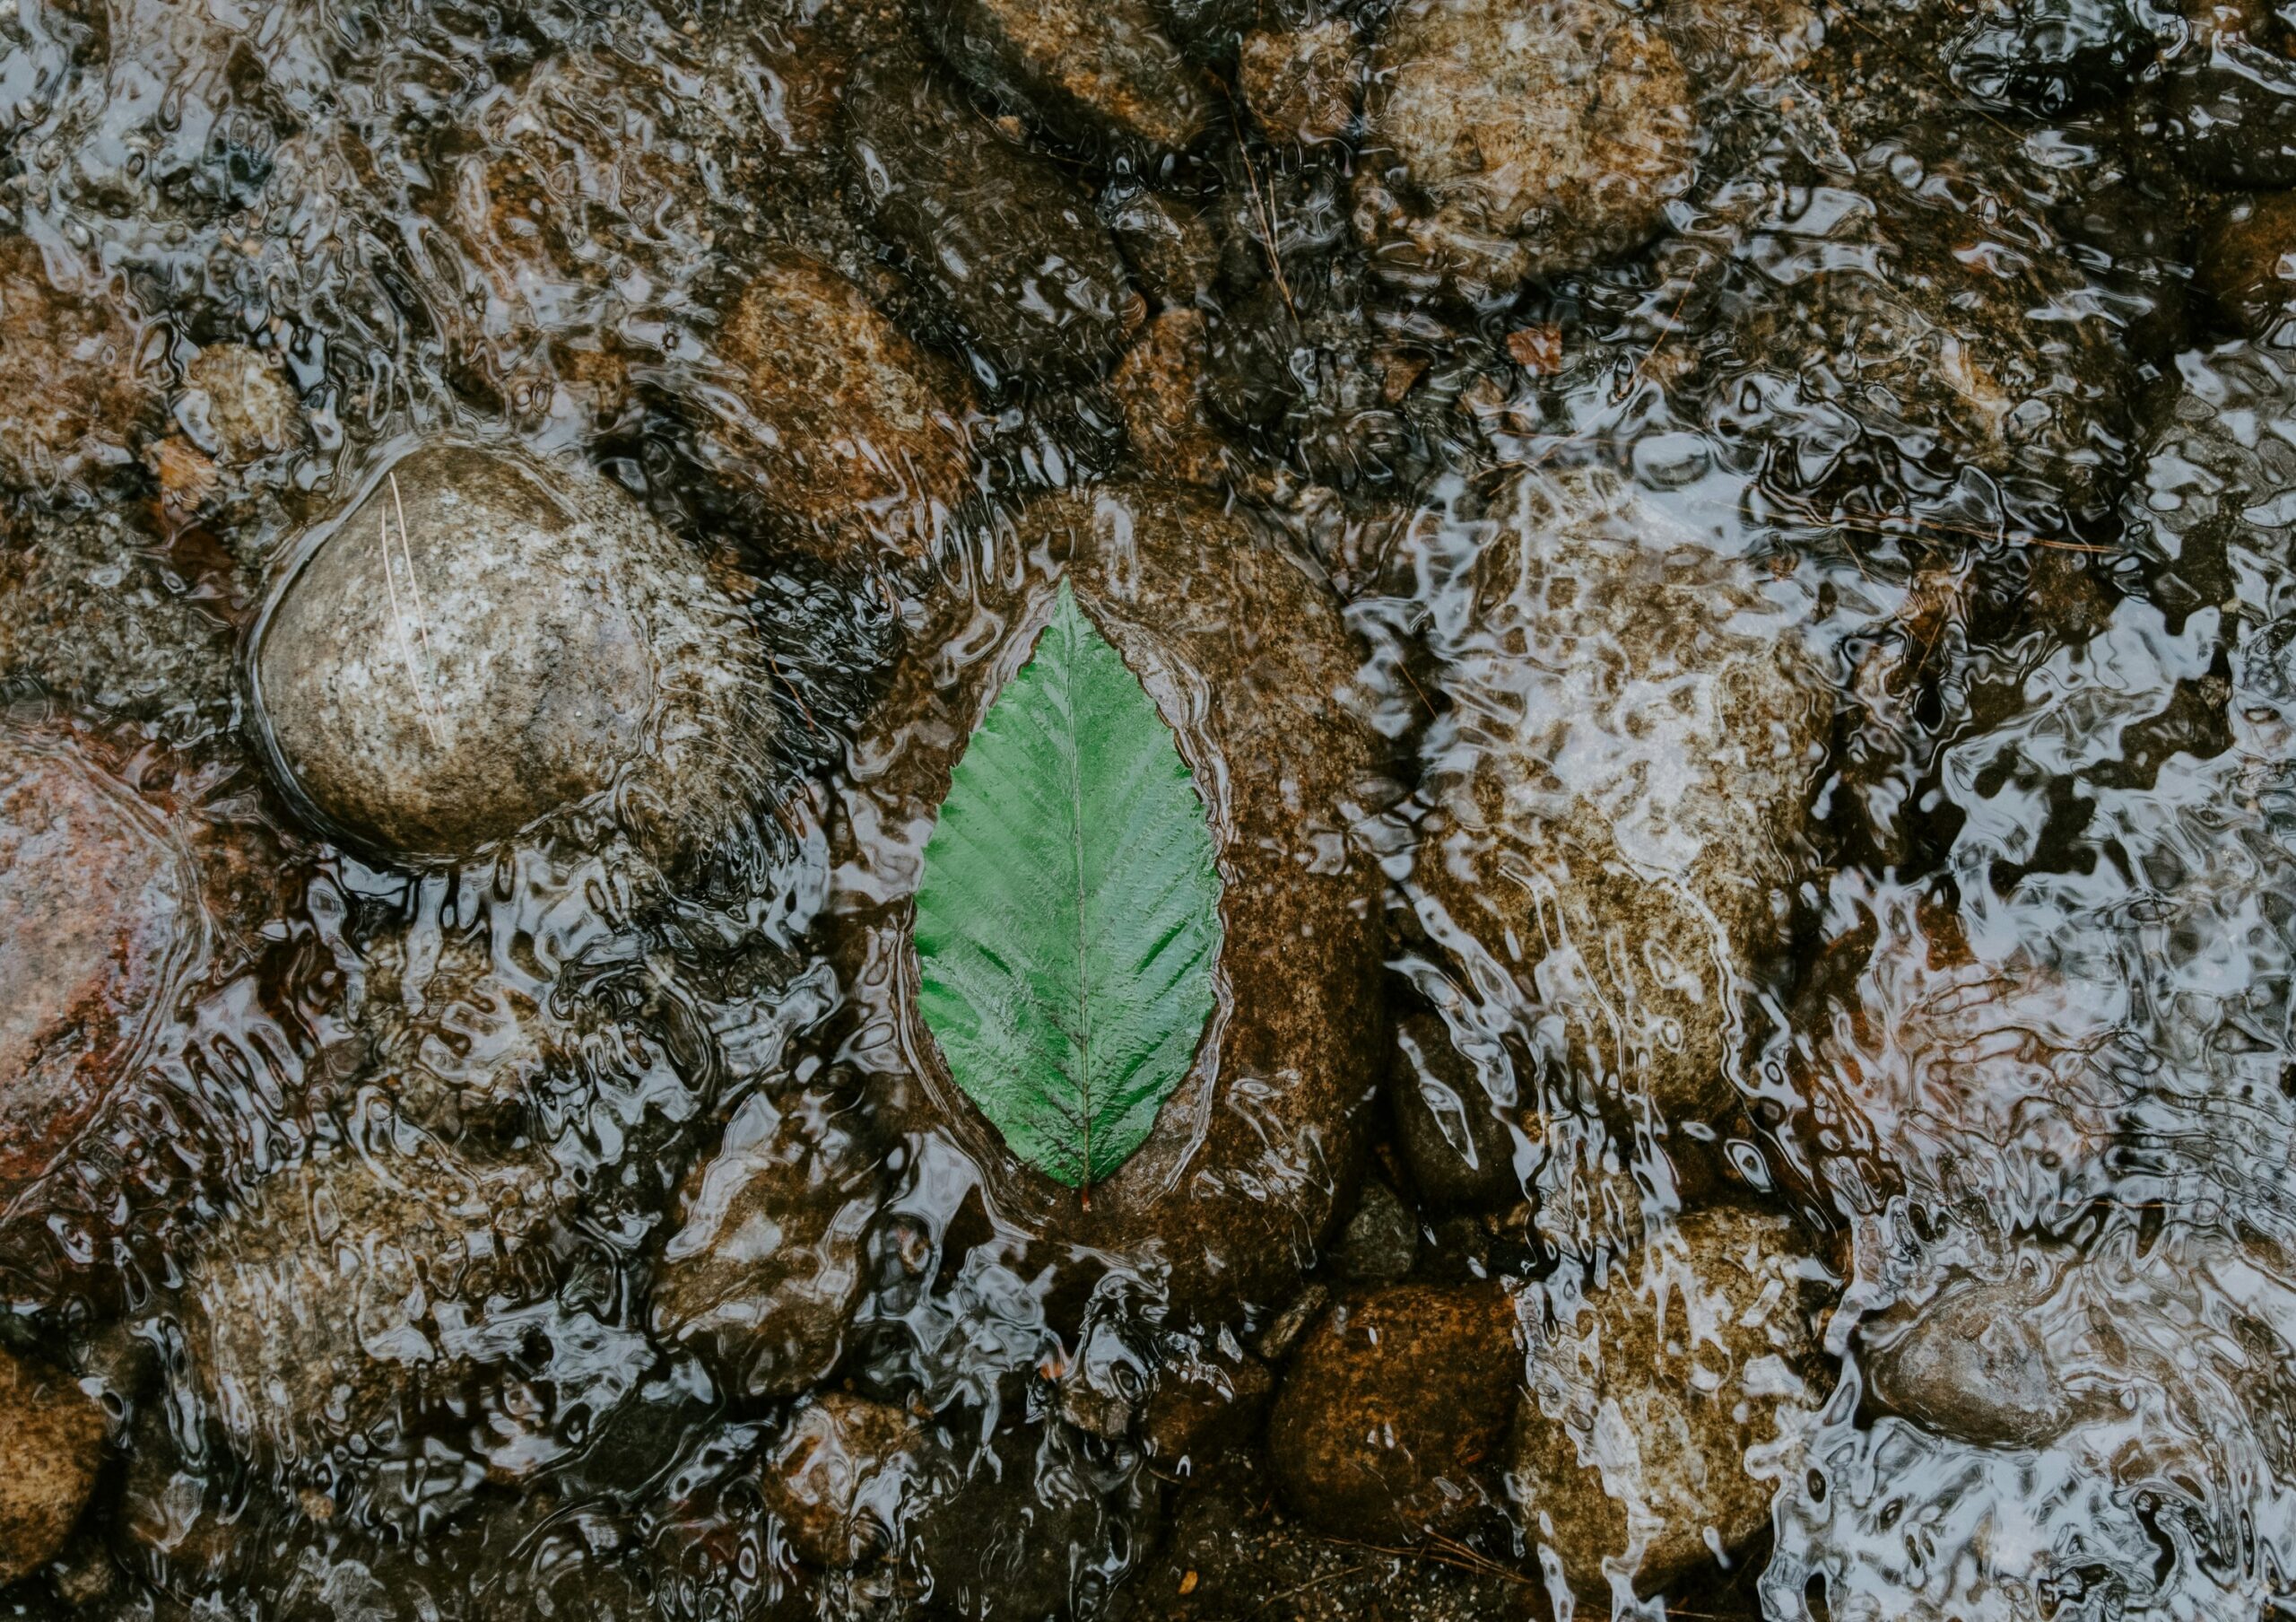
xmin=1265 ymin=1283 xmax=1522 ymax=1543
xmin=2198 ymin=193 xmax=2296 ymax=340
xmin=1511 ymin=1202 xmax=1826 ymax=1597
xmin=2166 ymin=0 xmax=2296 ymax=187
xmin=842 ymin=57 xmax=1139 ymax=383
xmin=700 ymin=250 xmax=975 ymax=565
xmin=0 ymin=235 xmax=157 ymax=496
xmin=759 ymin=1392 xmax=938 ymax=1567
xmin=0 ymin=729 xmax=198 ymax=1205
xmin=179 ymin=1142 xmax=569 ymax=1472
xmin=1111 ymin=310 xmax=1235 ymax=489
xmin=1404 ymin=469 xmax=1831 ymax=1125
xmin=917 ymin=0 xmax=1211 ymax=160
xmin=0 ymin=1347 xmax=104 ymax=1585
xmin=648 ymin=1085 xmax=884 ymax=1401
xmin=1864 ymin=1277 xmax=2080 ymax=1448
xmin=1240 ymin=21 xmax=1364 ymax=146
xmin=252 ymin=441 xmax=777 ymax=864
xmin=838 ymin=482 xmax=1387 ymax=1331
xmin=1352 ymin=0 xmax=1696 ymax=303
xmin=0 ymin=507 xmax=238 ymax=728
xmin=1389 ymin=1011 xmax=1526 ymax=1212
xmin=1097 ymin=180 xmax=1221 ymax=312
xmin=176 ymin=344 xmax=302 ymax=467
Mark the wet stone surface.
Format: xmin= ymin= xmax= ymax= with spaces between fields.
xmin=1 ymin=0 xmax=2295 ymax=1614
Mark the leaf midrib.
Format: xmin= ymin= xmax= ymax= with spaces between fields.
xmin=1058 ymin=597 xmax=1096 ymax=1182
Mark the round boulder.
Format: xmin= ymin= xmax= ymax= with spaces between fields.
xmin=1352 ymin=0 xmax=1695 ymax=303
xmin=0 ymin=729 xmax=198 ymax=1203
xmin=837 ymin=482 xmax=1388 ymax=1331
xmin=251 ymin=441 xmax=778 ymax=864
xmin=1511 ymin=1202 xmax=1828 ymax=1598
xmin=1266 ymin=1283 xmax=1523 ymax=1543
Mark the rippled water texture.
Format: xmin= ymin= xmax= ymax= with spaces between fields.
xmin=0 ymin=0 xmax=2293 ymax=1616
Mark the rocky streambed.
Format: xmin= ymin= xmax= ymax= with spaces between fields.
xmin=0 ymin=0 xmax=2291 ymax=1618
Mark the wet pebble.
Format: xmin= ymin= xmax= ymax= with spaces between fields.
xmin=2199 ymin=192 xmax=2296 ymax=339
xmin=648 ymin=1086 xmax=884 ymax=1402
xmin=1352 ymin=0 xmax=1696 ymax=302
xmin=179 ymin=1141 xmax=573 ymax=1473
xmin=1265 ymin=1283 xmax=1521 ymax=1543
xmin=0 ymin=235 xmax=156 ymax=497
xmin=843 ymin=57 xmax=1140 ymax=383
xmin=1387 ymin=1010 xmax=1525 ymax=1213
xmin=917 ymin=0 xmax=1212 ymax=160
xmin=1110 ymin=309 xmax=1236 ymax=489
xmin=0 ymin=1347 xmax=104 ymax=1585
xmin=1863 ymin=1276 xmax=2083 ymax=1448
xmin=1403 ymin=469 xmax=1831 ymax=1127
xmin=1097 ymin=180 xmax=1222 ymax=311
xmin=0 ymin=729 xmax=197 ymax=1207
xmin=252 ymin=441 xmax=780 ymax=865
xmin=1239 ymin=21 xmax=1365 ymax=146
xmin=1511 ymin=1203 xmax=1826 ymax=1597
xmin=175 ymin=343 xmax=302 ymax=467
xmin=0 ymin=508 xmax=238 ymax=729
xmin=758 ymin=1392 xmax=937 ymax=1568
xmin=699 ymin=249 xmax=976 ymax=564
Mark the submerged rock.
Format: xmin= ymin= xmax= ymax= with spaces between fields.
xmin=0 ymin=508 xmax=239 ymax=729
xmin=252 ymin=441 xmax=779 ymax=865
xmin=1352 ymin=0 xmax=1695 ymax=302
xmin=1239 ymin=21 xmax=1365 ymax=146
xmin=179 ymin=1142 xmax=576 ymax=1473
xmin=1864 ymin=1276 xmax=2083 ymax=1448
xmin=0 ymin=235 xmax=157 ymax=497
xmin=1265 ymin=1283 xmax=1521 ymax=1543
xmin=648 ymin=1085 xmax=884 ymax=1401
xmin=2198 ymin=192 xmax=2296 ymax=339
xmin=176 ymin=344 xmax=303 ymax=467
xmin=1511 ymin=1202 xmax=1826 ymax=1597
xmin=2166 ymin=0 xmax=2296 ymax=187
xmin=1111 ymin=309 xmax=1236 ymax=488
xmin=0 ymin=1347 xmax=105 ymax=1585
xmin=1402 ymin=470 xmax=1831 ymax=1127
xmin=700 ymin=251 xmax=975 ymax=565
xmin=0 ymin=729 xmax=198 ymax=1206
xmin=842 ymin=57 xmax=1139 ymax=383
xmin=1388 ymin=1010 xmax=1526 ymax=1212
xmin=1097 ymin=180 xmax=1222 ymax=312
xmin=760 ymin=1392 xmax=940 ymax=1568
xmin=839 ymin=483 xmax=1387 ymax=1331
xmin=917 ymin=0 xmax=1211 ymax=160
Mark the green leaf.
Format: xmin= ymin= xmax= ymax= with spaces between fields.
xmin=913 ymin=580 xmax=1223 ymax=1189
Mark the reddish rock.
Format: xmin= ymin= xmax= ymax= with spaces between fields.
xmin=0 ymin=236 xmax=158 ymax=495
xmin=0 ymin=729 xmax=197 ymax=1201
xmin=700 ymin=251 xmax=976 ymax=564
xmin=1265 ymin=1283 xmax=1522 ymax=1543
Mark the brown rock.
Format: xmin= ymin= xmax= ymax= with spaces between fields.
xmin=759 ymin=1393 xmax=938 ymax=1567
xmin=842 ymin=57 xmax=1140 ymax=383
xmin=180 ymin=1143 xmax=569 ymax=1471
xmin=649 ymin=1086 xmax=884 ymax=1401
xmin=1864 ymin=1277 xmax=2081 ymax=1448
xmin=1511 ymin=1203 xmax=1826 ymax=1597
xmin=1389 ymin=1010 xmax=1525 ymax=1212
xmin=1403 ymin=470 xmax=1831 ymax=1128
xmin=0 ymin=1347 xmax=104 ymax=1585
xmin=1353 ymin=0 xmax=1695 ymax=302
xmin=1111 ymin=310 xmax=1234 ymax=489
xmin=836 ymin=483 xmax=1387 ymax=1330
xmin=0 ymin=729 xmax=197 ymax=1204
xmin=1098 ymin=181 xmax=1222 ymax=310
xmin=1140 ymin=1347 xmax=1274 ymax=1470
xmin=1265 ymin=1283 xmax=1522 ymax=1543
xmin=1240 ymin=22 xmax=1364 ymax=145
xmin=252 ymin=441 xmax=779 ymax=863
xmin=177 ymin=344 xmax=302 ymax=466
xmin=918 ymin=0 xmax=1212 ymax=159
xmin=0 ymin=235 xmax=157 ymax=495
xmin=2199 ymin=191 xmax=2296 ymax=338
xmin=700 ymin=250 xmax=975 ymax=564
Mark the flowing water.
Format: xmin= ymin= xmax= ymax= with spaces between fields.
xmin=0 ymin=0 xmax=2292 ymax=1616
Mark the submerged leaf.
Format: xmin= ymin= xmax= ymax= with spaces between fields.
xmin=913 ymin=580 xmax=1223 ymax=1188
